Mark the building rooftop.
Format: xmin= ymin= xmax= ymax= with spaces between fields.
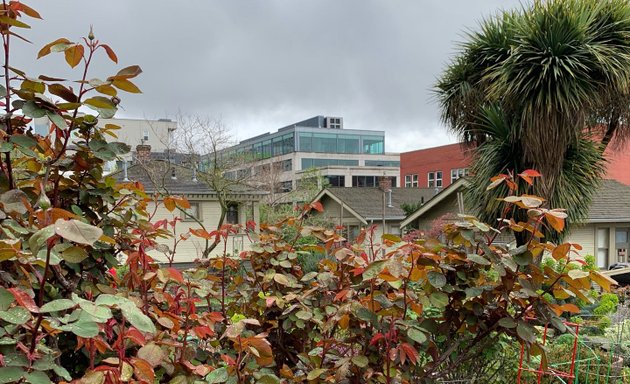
xmin=318 ymin=187 xmax=438 ymax=221
xmin=588 ymin=179 xmax=630 ymax=222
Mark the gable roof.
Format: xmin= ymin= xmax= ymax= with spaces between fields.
xmin=400 ymin=177 xmax=470 ymax=228
xmin=312 ymin=187 xmax=438 ymax=223
xmin=111 ymin=160 xmax=266 ymax=197
xmin=587 ymin=179 xmax=630 ymax=223
xmin=399 ymin=177 xmax=630 ymax=228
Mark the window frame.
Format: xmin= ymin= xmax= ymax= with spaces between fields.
xmin=181 ymin=201 xmax=202 ymax=222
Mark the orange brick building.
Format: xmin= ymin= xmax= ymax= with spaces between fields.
xmin=401 ymin=141 xmax=630 ymax=188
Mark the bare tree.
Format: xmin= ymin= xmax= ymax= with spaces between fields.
xmin=171 ymin=114 xmax=258 ymax=256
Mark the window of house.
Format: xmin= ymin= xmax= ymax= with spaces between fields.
xmin=405 ymin=175 xmax=412 ymax=188
xmin=428 ymin=172 xmax=435 ymax=188
xmin=274 ymin=181 xmax=293 ymax=193
xmin=142 ymin=129 xmax=149 ymax=142
xmin=181 ymin=202 xmax=201 ymax=222
xmin=597 ymin=228 xmax=609 ymax=269
xmin=412 ymin=174 xmax=418 ymax=187
xmin=226 ymin=203 xmax=239 ymax=225
xmin=451 ymin=168 xmax=468 ymax=183
xmin=435 ymin=171 xmax=443 ymax=188
xmin=616 ymin=227 xmax=629 ymax=263
xmin=282 ymin=159 xmax=292 ymax=172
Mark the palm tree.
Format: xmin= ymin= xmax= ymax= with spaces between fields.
xmin=435 ymin=0 xmax=630 ymax=242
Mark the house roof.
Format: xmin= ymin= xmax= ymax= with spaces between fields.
xmin=312 ymin=187 xmax=438 ymax=224
xmin=111 ymin=160 xmax=266 ymax=197
xmin=587 ymin=179 xmax=630 ymax=223
xmin=399 ymin=177 xmax=630 ymax=228
xmin=399 ymin=177 xmax=469 ymax=228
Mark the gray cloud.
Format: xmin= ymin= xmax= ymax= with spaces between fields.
xmin=16 ymin=0 xmax=524 ymax=152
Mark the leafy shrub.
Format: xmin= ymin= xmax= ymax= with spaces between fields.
xmin=0 ymin=5 xmax=617 ymax=383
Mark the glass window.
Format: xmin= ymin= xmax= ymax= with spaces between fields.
xmin=283 ymin=133 xmax=295 ymax=154
xmin=451 ymin=168 xmax=468 ymax=183
xmin=365 ymin=160 xmax=400 ymax=167
xmin=616 ymin=228 xmax=629 ymax=244
xmin=181 ymin=202 xmax=201 ymax=222
xmin=312 ymin=133 xmax=337 ymax=153
xmin=337 ymin=134 xmax=360 ymax=154
xmin=362 ymin=135 xmax=384 ymax=154
xmin=275 ymin=181 xmax=293 ymax=193
xmin=428 ymin=172 xmax=435 ymax=188
xmin=436 ymin=171 xmax=443 ymax=188
xmin=405 ymin=175 xmax=411 ymax=188
xmin=298 ymin=132 xmax=312 ymax=152
xmin=282 ymin=159 xmax=292 ymax=172
xmin=597 ymin=228 xmax=609 ymax=269
xmin=352 ymin=175 xmax=377 ymax=187
xmin=226 ymin=203 xmax=239 ymax=225
xmin=272 ymin=137 xmax=284 ymax=156
xmin=326 ymin=175 xmax=345 ymax=187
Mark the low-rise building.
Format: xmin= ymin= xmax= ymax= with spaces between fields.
xmin=112 ymin=154 xmax=266 ymax=264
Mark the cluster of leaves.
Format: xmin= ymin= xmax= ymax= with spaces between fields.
xmin=0 ymin=4 xmax=619 ymax=384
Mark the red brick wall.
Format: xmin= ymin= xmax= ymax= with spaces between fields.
xmin=401 ymin=140 xmax=630 ymax=188
xmin=604 ymin=141 xmax=630 ymax=185
xmin=400 ymin=143 xmax=472 ymax=189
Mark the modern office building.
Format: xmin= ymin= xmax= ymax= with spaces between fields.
xmin=217 ymin=116 xmax=400 ymax=196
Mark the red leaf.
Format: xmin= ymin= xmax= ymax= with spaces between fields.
xmin=125 ymin=328 xmax=146 ymax=346
xmin=8 ymin=288 xmax=39 ymax=313
xmin=100 ymin=44 xmax=118 ymax=63
xmin=558 ymin=303 xmax=580 ymax=314
xmin=334 ymin=289 xmax=349 ymax=302
xmin=166 ymin=267 xmax=184 ymax=284
xmin=370 ymin=333 xmax=385 ymax=346
xmin=193 ymin=326 xmax=215 ymax=339
xmin=399 ymin=343 xmax=419 ymax=365
xmin=310 ymin=201 xmax=324 ymax=213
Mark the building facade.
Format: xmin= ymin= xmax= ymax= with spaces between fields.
xmin=401 ymin=139 xmax=630 ymax=190
xmin=218 ymin=116 xmax=400 ymax=196
xmin=400 ymin=143 xmax=472 ymax=190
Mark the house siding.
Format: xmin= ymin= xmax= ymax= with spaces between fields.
xmin=414 ymin=194 xmax=460 ymax=230
xmin=147 ymin=199 xmax=259 ymax=264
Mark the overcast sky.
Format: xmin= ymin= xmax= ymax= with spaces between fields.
xmin=17 ymin=1 xmax=525 ymax=152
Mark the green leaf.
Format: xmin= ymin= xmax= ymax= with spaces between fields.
xmin=355 ymin=307 xmax=378 ymax=324
xmin=306 ymin=368 xmax=327 ymax=380
xmin=427 ymin=271 xmax=447 ymax=288
xmin=40 ymin=299 xmax=76 ymax=313
xmin=205 ymin=367 xmax=228 ymax=383
xmin=407 ymin=328 xmax=427 ymax=344
xmin=84 ymin=96 xmax=115 ymax=109
xmin=120 ymin=302 xmax=156 ymax=334
xmin=0 ymin=189 xmax=29 ymax=215
xmin=516 ymin=321 xmax=537 ymax=343
xmin=272 ymin=273 xmax=291 ymax=286
xmin=429 ymin=292 xmax=449 ymax=308
xmin=46 ymin=111 xmax=68 ymax=129
xmin=295 ymin=310 xmax=312 ymax=321
xmin=0 ymin=287 xmax=14 ymax=311
xmin=362 ymin=260 xmax=386 ymax=280
xmin=0 ymin=307 xmax=31 ymax=325
xmin=382 ymin=234 xmax=402 ymax=243
xmin=25 ymin=371 xmax=52 ymax=384
xmin=466 ymin=253 xmax=491 ymax=265
xmin=54 ymin=219 xmax=103 ymax=245
xmin=0 ymin=367 xmax=25 ymax=383
xmin=61 ymin=246 xmax=88 ymax=263
xmin=498 ymin=317 xmax=516 ymax=329
xmin=21 ymin=101 xmax=46 ymax=118
xmin=9 ymin=135 xmax=37 ymax=149
xmin=351 ymin=355 xmax=369 ymax=368
xmin=512 ymin=251 xmax=533 ymax=266
xmin=70 ymin=319 xmax=99 ymax=338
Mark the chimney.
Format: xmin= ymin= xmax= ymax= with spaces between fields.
xmin=378 ymin=176 xmax=392 ymax=192
xmin=135 ymin=144 xmax=151 ymax=163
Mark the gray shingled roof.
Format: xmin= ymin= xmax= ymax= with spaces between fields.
xmin=322 ymin=187 xmax=439 ymax=220
xmin=588 ymin=179 xmax=630 ymax=222
xmin=112 ymin=160 xmax=265 ymax=196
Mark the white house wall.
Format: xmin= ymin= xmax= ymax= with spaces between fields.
xmin=146 ymin=199 xmax=259 ymax=264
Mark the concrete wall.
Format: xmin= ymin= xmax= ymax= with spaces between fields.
xmin=100 ymin=118 xmax=177 ymax=154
